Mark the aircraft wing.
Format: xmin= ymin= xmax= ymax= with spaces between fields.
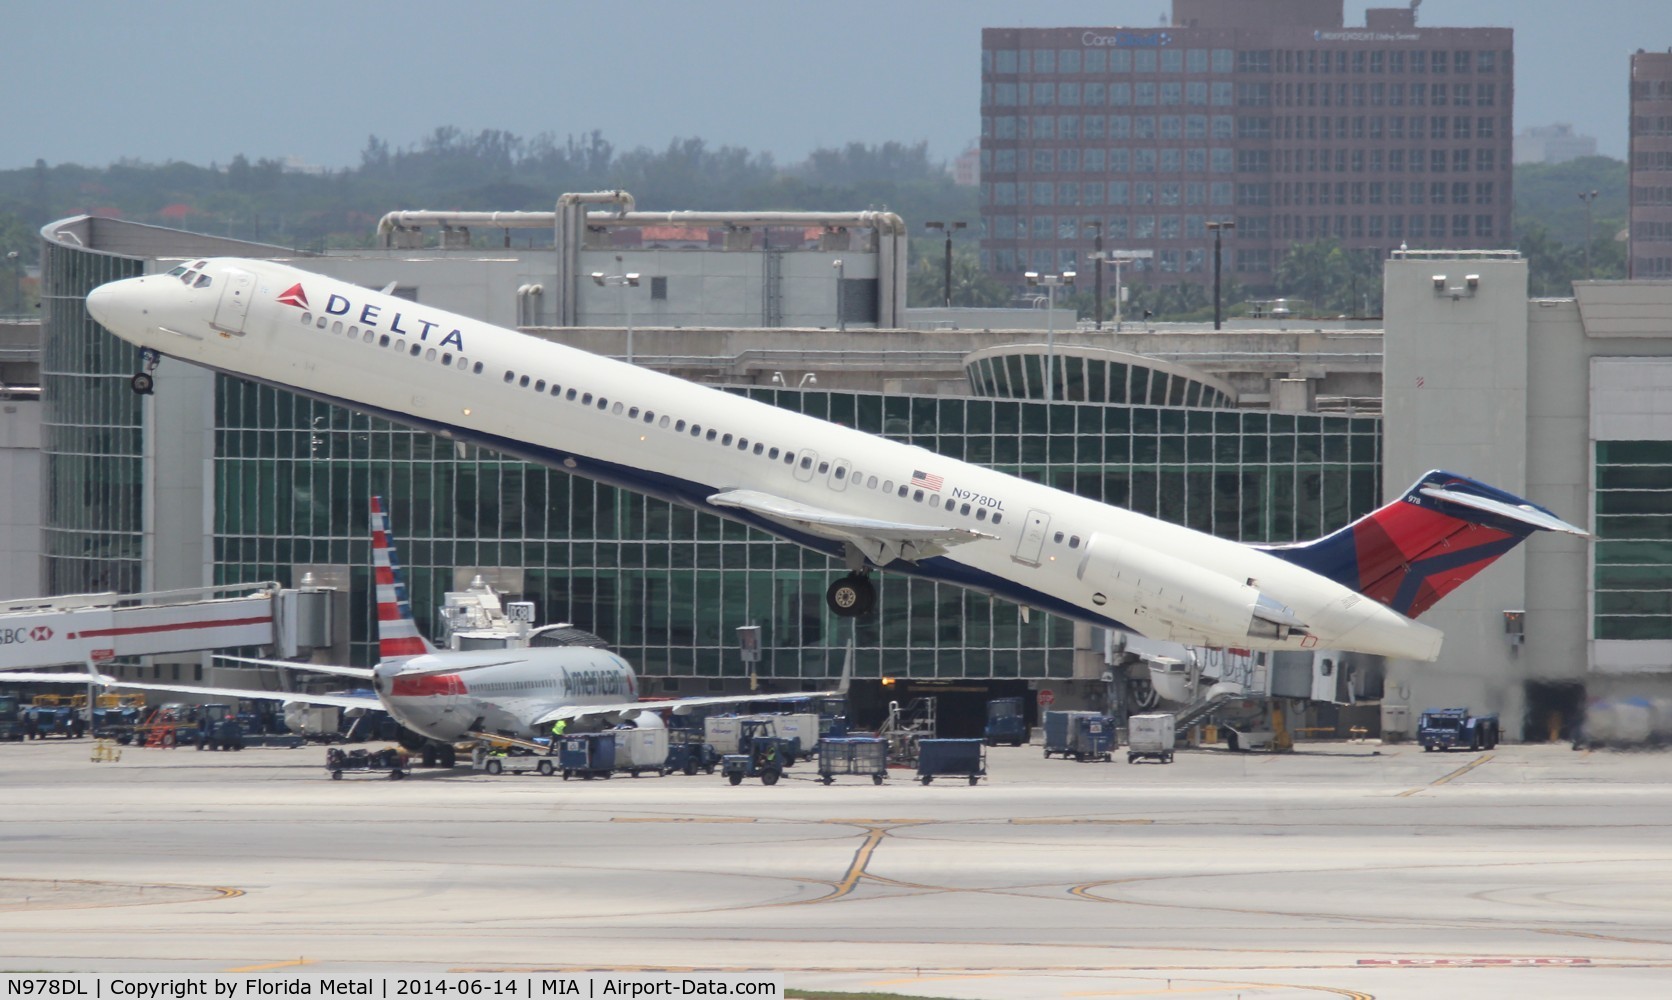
xmin=707 ymin=489 xmax=992 ymax=564
xmin=7 ymin=670 xmax=378 ymax=710
xmin=533 ymin=688 xmax=845 ymax=728
xmin=215 ymin=655 xmax=377 ymax=680
xmin=0 ymin=671 xmax=115 ymax=684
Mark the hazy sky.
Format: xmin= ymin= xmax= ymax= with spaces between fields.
xmin=8 ymin=0 xmax=1669 ymax=172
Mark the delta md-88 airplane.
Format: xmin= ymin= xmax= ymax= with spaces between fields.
xmin=86 ymin=257 xmax=1586 ymax=663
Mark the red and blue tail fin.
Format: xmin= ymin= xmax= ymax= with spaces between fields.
xmin=1263 ymin=471 xmax=1587 ymax=620
xmin=370 ymin=496 xmax=438 ymax=663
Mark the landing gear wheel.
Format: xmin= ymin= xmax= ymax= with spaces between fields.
xmin=825 ymin=574 xmax=876 ymax=618
xmin=129 ymin=372 xmax=155 ymax=396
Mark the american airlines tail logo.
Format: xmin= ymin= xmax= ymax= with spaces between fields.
xmin=277 ymin=284 xmax=310 ymax=309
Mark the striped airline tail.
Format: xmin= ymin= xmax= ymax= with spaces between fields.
xmin=1263 ymin=470 xmax=1587 ymax=620
xmin=370 ymin=495 xmax=436 ymax=662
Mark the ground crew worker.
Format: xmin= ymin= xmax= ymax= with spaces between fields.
xmin=551 ymin=719 xmax=568 ymax=738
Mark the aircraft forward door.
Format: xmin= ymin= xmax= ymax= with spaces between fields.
xmin=1013 ymin=509 xmax=1051 ymax=566
xmin=828 ymin=458 xmax=852 ymax=492
xmin=212 ymin=267 xmax=255 ymax=334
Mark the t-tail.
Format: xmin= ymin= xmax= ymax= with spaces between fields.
xmin=370 ymin=495 xmax=438 ymax=662
xmin=1264 ymin=470 xmax=1587 ymax=620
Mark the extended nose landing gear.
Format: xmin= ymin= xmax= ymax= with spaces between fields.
xmin=129 ymin=348 xmax=160 ymax=395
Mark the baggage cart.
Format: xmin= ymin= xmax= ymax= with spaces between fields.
xmin=613 ymin=725 xmax=671 ymax=776
xmin=816 ymin=737 xmax=888 ymax=785
xmin=1127 ymin=712 xmax=1176 ymax=764
xmin=915 ymin=738 xmax=986 ymax=785
xmin=325 ymin=745 xmax=410 ymax=780
xmin=559 ymin=733 xmax=616 ymax=779
xmin=1043 ymin=710 xmax=1115 ymax=761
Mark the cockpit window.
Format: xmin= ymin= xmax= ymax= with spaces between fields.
xmin=168 ymin=266 xmax=188 ymax=276
xmin=193 ymin=273 xmax=212 ymax=288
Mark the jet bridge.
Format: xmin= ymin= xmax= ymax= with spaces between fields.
xmin=0 ymin=582 xmax=334 ymax=671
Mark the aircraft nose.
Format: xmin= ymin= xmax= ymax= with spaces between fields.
xmin=85 ymin=277 xmax=146 ymax=335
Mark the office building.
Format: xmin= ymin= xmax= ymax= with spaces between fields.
xmin=979 ymin=0 xmax=1513 ymax=289
xmin=1630 ymin=49 xmax=1672 ymax=278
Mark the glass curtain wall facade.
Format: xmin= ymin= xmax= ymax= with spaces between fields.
xmin=1593 ymin=440 xmax=1672 ymax=640
xmin=39 ymin=244 xmax=146 ymax=595
xmin=213 ymin=379 xmax=1381 ymax=681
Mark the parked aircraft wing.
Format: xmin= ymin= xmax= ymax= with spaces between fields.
xmin=14 ymin=671 xmax=379 ymax=710
xmin=534 ymin=643 xmax=854 ymax=727
xmin=0 ymin=671 xmax=119 ymax=684
xmin=707 ymin=488 xmax=992 ymax=564
xmin=215 ymin=654 xmax=377 ymax=680
xmin=535 ymin=689 xmax=838 ymax=727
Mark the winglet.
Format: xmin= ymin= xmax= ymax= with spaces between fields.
xmin=370 ymin=495 xmax=437 ymax=662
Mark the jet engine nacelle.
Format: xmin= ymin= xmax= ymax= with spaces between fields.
xmin=1076 ymin=534 xmax=1305 ymax=646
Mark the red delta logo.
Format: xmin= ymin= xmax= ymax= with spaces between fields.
xmin=29 ymin=626 xmax=52 ymax=641
xmin=277 ymin=283 xmax=310 ymax=309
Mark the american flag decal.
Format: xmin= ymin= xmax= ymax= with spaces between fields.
xmin=911 ymin=469 xmax=944 ymax=492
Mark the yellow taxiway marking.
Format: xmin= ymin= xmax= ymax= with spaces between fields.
xmin=224 ymin=960 xmax=310 ymax=972
xmin=1398 ymin=752 xmax=1493 ymax=796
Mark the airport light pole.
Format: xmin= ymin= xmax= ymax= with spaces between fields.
xmin=833 ymin=258 xmax=846 ymax=332
xmin=1206 ymin=220 xmax=1236 ymax=331
xmin=924 ymin=220 xmax=966 ymax=308
xmin=1578 ymin=189 xmax=1599 ymax=280
xmin=1084 ymin=222 xmax=1104 ymax=329
xmin=1025 ymin=270 xmax=1075 ymax=402
xmin=1103 ymin=250 xmax=1152 ymax=332
xmin=590 ymin=255 xmax=641 ymax=364
xmin=4 ymin=252 xmax=17 ymax=317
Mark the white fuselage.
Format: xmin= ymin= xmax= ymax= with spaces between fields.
xmin=373 ymin=646 xmax=638 ymax=742
xmin=86 ymin=259 xmax=1443 ymax=661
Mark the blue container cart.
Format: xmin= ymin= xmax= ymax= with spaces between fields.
xmin=559 ymin=733 xmax=616 ymax=779
xmin=915 ymin=738 xmax=987 ymax=785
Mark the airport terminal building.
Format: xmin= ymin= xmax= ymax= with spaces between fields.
xmin=34 ymin=199 xmax=1672 ymax=739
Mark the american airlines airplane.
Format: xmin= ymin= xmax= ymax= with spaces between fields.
xmin=13 ymin=497 xmax=835 ymax=767
xmin=85 ymin=257 xmax=1586 ymax=664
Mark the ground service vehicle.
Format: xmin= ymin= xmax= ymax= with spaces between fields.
xmin=664 ymin=730 xmax=720 ymax=775
xmin=1127 ymin=713 xmax=1177 ymax=764
xmin=0 ymin=693 xmax=23 ymax=741
xmin=1419 ymin=708 xmax=1500 ymax=751
xmin=984 ymin=697 xmax=1027 ymax=746
xmin=721 ymin=719 xmax=792 ymax=785
xmin=192 ymin=703 xmax=246 ymax=751
xmin=24 ymin=695 xmax=86 ymax=739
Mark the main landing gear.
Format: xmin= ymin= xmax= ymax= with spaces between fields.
xmin=825 ymin=572 xmax=876 ymax=618
xmin=129 ymin=348 xmax=160 ymax=395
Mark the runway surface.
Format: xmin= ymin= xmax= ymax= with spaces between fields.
xmin=4 ymin=737 xmax=1672 ymax=998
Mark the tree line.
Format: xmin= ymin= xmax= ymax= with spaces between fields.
xmin=0 ymin=130 xmax=1632 ymax=319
